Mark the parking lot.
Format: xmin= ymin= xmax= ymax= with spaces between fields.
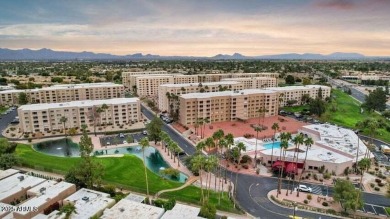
xmin=360 ymin=203 xmax=389 ymax=216
xmin=0 ymin=107 xmax=18 ymax=137
xmin=99 ymin=132 xmax=147 ymax=147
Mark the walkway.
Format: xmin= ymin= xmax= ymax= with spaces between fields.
xmin=155 ymin=176 xmax=199 ymax=198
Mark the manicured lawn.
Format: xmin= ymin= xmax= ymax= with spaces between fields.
xmin=320 ymin=89 xmax=390 ymax=143
xmin=386 ymin=207 xmax=390 ymax=216
xmin=0 ymin=106 xmax=9 ymax=114
xmin=15 ymin=144 xmax=238 ymax=212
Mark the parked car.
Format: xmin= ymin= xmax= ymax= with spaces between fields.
xmin=106 ymin=142 xmax=111 ymax=146
xmin=123 ymin=140 xmax=128 ymax=144
xmin=142 ymin=130 xmax=148 ymax=135
xmin=119 ymin=133 xmax=125 ymax=138
xmin=297 ymin=185 xmax=312 ymax=193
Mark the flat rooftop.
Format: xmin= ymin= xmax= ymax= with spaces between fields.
xmin=50 ymin=82 xmax=122 ymax=88
xmin=101 ymin=199 xmax=164 ymax=219
xmin=266 ymin=85 xmax=329 ymax=91
xmin=0 ymin=173 xmax=46 ymax=202
xmin=0 ymin=169 xmax=19 ymax=180
xmin=301 ymin=124 xmax=372 ymax=159
xmin=64 ymin=188 xmax=115 ymax=219
xmin=180 ymin=89 xmax=277 ymax=99
xmin=222 ymin=77 xmax=275 ymax=80
xmin=16 ymin=181 xmax=76 ymax=216
xmin=18 ymin=98 xmax=139 ymax=111
xmin=123 ymin=193 xmax=145 ymax=203
xmin=0 ymin=202 xmax=13 ymax=218
xmin=32 ymin=210 xmax=65 ymax=219
xmin=0 ymin=89 xmax=24 ymax=94
xmin=160 ymin=81 xmax=241 ymax=88
xmin=161 ymin=203 xmax=203 ymax=219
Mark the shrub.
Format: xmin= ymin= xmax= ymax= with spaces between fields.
xmin=375 ymin=178 xmax=382 ymax=183
xmin=313 ymin=173 xmax=318 ymax=181
xmin=307 ymin=194 xmax=312 ymax=200
xmin=240 ymin=155 xmax=252 ymax=164
xmin=323 ymin=172 xmax=331 ymax=179
xmin=10 ymin=127 xmax=16 ymax=131
xmin=326 ymin=209 xmax=336 ymax=214
xmin=256 ymin=168 xmax=260 ymax=174
xmin=304 ymin=199 xmax=308 ymax=204
xmin=28 ymin=138 xmax=32 ymax=142
xmin=199 ymin=202 xmax=216 ymax=219
xmin=374 ymin=187 xmax=380 ymax=191
xmin=322 ymin=202 xmax=329 ymax=207
xmin=378 ymin=182 xmax=385 ymax=187
xmin=242 ymin=164 xmax=249 ymax=169
xmin=370 ymin=183 xmax=375 ymax=188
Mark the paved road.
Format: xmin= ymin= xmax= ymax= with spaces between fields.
xmin=141 ymin=104 xmax=196 ymax=155
xmin=142 ymin=104 xmax=389 ymax=218
xmin=0 ymin=108 xmax=17 ymax=137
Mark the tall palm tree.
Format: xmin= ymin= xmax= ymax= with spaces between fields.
xmin=57 ymin=203 xmax=77 ymax=219
xmin=297 ymin=137 xmax=313 ymax=197
xmin=159 ymin=132 xmax=168 ymax=150
xmin=224 ymin=133 xmax=234 ymax=183
xmin=196 ymin=141 xmax=206 ymax=152
xmin=60 ymin=116 xmax=68 ymax=138
xmin=139 ymin=137 xmax=150 ymax=203
xmin=205 ymin=155 xmax=218 ymax=199
xmin=290 ymin=133 xmax=304 ymax=194
xmin=277 ymin=139 xmax=289 ymax=197
xmin=191 ymin=154 xmax=206 ymax=203
xmin=270 ymin=122 xmax=280 ymax=166
xmin=356 ymin=158 xmax=371 ymax=208
xmin=234 ymin=142 xmax=246 ymax=200
xmin=100 ymin=103 xmax=109 ymax=132
xmin=253 ymin=126 xmax=262 ymax=168
xmin=205 ymin=137 xmax=215 ymax=152
xmin=202 ymin=117 xmax=210 ymax=139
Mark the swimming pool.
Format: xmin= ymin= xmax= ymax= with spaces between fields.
xmin=263 ymin=141 xmax=281 ymax=150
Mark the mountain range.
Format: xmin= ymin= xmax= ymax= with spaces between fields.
xmin=0 ymin=48 xmax=388 ymax=61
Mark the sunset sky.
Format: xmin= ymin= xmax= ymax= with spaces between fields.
xmin=1 ymin=0 xmax=389 ymax=56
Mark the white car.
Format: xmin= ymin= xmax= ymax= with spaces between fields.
xmin=123 ymin=140 xmax=128 ymax=144
xmin=297 ymin=185 xmax=312 ymax=193
xmin=119 ymin=133 xmax=125 ymax=138
xmin=106 ymin=142 xmax=111 ymax=146
xmin=142 ymin=130 xmax=148 ymax=135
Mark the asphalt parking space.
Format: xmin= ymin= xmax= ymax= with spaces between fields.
xmin=363 ymin=204 xmax=376 ymax=214
xmin=373 ymin=205 xmax=387 ymax=216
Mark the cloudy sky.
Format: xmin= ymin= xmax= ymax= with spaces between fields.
xmin=1 ymin=0 xmax=389 ymax=56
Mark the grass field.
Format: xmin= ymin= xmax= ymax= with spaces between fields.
xmin=386 ymin=207 xmax=390 ymax=216
xmin=15 ymin=144 xmax=238 ymax=213
xmin=282 ymin=105 xmax=309 ymax=113
xmin=0 ymin=106 xmax=9 ymax=114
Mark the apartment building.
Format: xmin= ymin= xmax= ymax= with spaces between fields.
xmin=18 ymin=98 xmax=141 ymax=133
xmin=136 ymin=75 xmax=199 ymax=97
xmin=0 ymin=83 xmax=125 ymax=106
xmin=221 ymin=77 xmax=277 ymax=89
xmin=267 ymin=85 xmax=331 ymax=107
xmin=122 ymin=71 xmax=171 ymax=88
xmin=179 ymin=89 xmax=279 ymax=125
xmin=158 ymin=81 xmax=244 ymax=112
xmin=197 ymin=72 xmax=279 ymax=83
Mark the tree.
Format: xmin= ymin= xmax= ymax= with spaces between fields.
xmin=302 ymin=78 xmax=311 ymax=85
xmin=270 ymin=123 xmax=279 ymax=166
xmin=65 ymin=126 xmax=103 ymax=189
xmin=205 ymin=137 xmax=215 ymax=152
xmin=285 ymin=75 xmax=295 ymax=84
xmin=191 ymin=154 xmax=206 ymax=203
xmin=277 ymin=132 xmax=291 ymax=197
xmin=301 ymin=94 xmax=311 ymax=105
xmin=297 ymin=137 xmax=313 ymax=197
xmin=57 ymin=203 xmax=77 ymax=219
xmin=309 ymin=98 xmax=326 ymax=116
xmin=146 ymin=116 xmax=163 ymax=144
xmin=286 ymin=99 xmax=298 ymax=106
xmin=317 ymin=87 xmax=323 ymax=99
xmin=199 ymin=201 xmax=216 ymax=219
xmin=253 ymin=126 xmax=261 ymax=168
xmin=18 ymin=92 xmax=28 ymax=105
xmin=139 ymin=137 xmax=150 ymax=203
xmin=333 ymin=179 xmax=363 ymax=212
xmin=290 ymin=133 xmax=304 ymax=195
xmin=100 ymin=104 xmax=109 ymax=130
xmin=234 ymin=142 xmax=246 ymax=204
xmin=363 ymin=87 xmax=387 ymax=112
xmin=88 ymin=106 xmax=101 ymax=136
xmin=60 ymin=116 xmax=68 ymax=137
xmin=0 ymin=154 xmax=18 ymax=170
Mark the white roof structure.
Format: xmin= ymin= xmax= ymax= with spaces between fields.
xmin=15 ymin=181 xmax=76 ymax=217
xmin=123 ymin=193 xmax=145 ymax=203
xmin=64 ymin=188 xmax=115 ymax=219
xmin=0 ymin=169 xmax=19 ymax=180
xmin=161 ymin=203 xmax=204 ymax=219
xmin=233 ymin=137 xmax=266 ymax=152
xmin=180 ymin=89 xmax=277 ymax=99
xmin=18 ymin=98 xmax=139 ymax=111
xmin=160 ymin=81 xmax=241 ymax=88
xmin=0 ymin=173 xmax=46 ymax=202
xmin=300 ymin=124 xmax=373 ymax=160
xmin=0 ymin=89 xmax=23 ymax=94
xmin=101 ymin=199 xmax=164 ymax=219
xmin=50 ymin=82 xmax=122 ymax=88
xmin=266 ymin=85 xmax=329 ymax=91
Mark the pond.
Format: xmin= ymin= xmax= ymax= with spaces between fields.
xmin=33 ymin=138 xmax=187 ymax=183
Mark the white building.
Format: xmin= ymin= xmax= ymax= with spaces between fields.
xmin=18 ymin=98 xmax=141 ymax=133
xmin=62 ymin=188 xmax=115 ymax=219
xmin=0 ymin=168 xmax=19 ymax=180
xmin=101 ymin=199 xmax=165 ymax=219
xmin=161 ymin=203 xmax=204 ymax=219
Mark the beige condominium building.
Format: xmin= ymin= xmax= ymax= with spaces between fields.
xmin=197 ymin=72 xmax=279 ymax=83
xmin=136 ymin=75 xmax=199 ymax=97
xmin=221 ymin=77 xmax=277 ymax=89
xmin=18 ymin=98 xmax=141 ymax=133
xmin=0 ymin=83 xmax=125 ymax=106
xmin=267 ymin=85 xmax=331 ymax=107
xmin=179 ymin=89 xmax=279 ymax=125
xmin=122 ymin=71 xmax=170 ymax=88
xmin=158 ymin=81 xmax=245 ymax=112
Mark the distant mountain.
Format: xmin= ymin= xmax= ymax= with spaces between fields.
xmin=0 ymin=48 xmax=387 ymax=60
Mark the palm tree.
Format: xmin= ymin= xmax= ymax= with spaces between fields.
xmin=270 ymin=122 xmax=280 ymax=166
xmin=234 ymin=142 xmax=246 ymax=199
xmin=100 ymin=103 xmax=109 ymax=132
xmin=60 ymin=116 xmax=68 ymax=137
xmin=356 ymin=158 xmax=371 ymax=208
xmin=297 ymin=137 xmax=313 ymax=197
xmin=139 ymin=137 xmax=150 ymax=203
xmin=205 ymin=155 xmax=218 ymax=199
xmin=191 ymin=155 xmax=206 ymax=203
xmin=253 ymin=126 xmax=262 ymax=168
xmin=291 ymin=133 xmax=304 ymax=194
xmin=196 ymin=141 xmax=206 ymax=152
xmin=202 ymin=117 xmax=210 ymax=139
xmin=57 ymin=203 xmax=77 ymax=219
xmin=277 ymin=139 xmax=289 ymax=197
xmin=224 ymin=133 xmax=234 ymax=183
xmin=160 ymin=131 xmax=169 ymax=150
xmin=205 ymin=137 xmax=215 ymax=152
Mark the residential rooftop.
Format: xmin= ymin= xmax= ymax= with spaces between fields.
xmin=32 ymin=210 xmax=65 ymax=219
xmin=123 ymin=193 xmax=145 ymax=203
xmin=18 ymin=98 xmax=139 ymax=111
xmin=160 ymin=203 xmax=203 ymax=219
xmin=0 ymin=173 xmax=46 ymax=202
xmin=0 ymin=202 xmax=13 ymax=218
xmin=266 ymin=85 xmax=329 ymax=91
xmin=101 ymin=199 xmax=164 ymax=219
xmin=159 ymin=81 xmax=241 ymax=88
xmin=180 ymin=89 xmax=277 ymax=99
xmin=0 ymin=168 xmax=19 ymax=180
xmin=64 ymin=188 xmax=115 ymax=219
